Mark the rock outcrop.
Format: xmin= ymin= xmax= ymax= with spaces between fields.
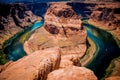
xmin=47 ymin=66 xmax=98 ymax=80
xmin=88 ymin=2 xmax=120 ymax=40
xmin=24 ymin=3 xmax=87 ymax=67
xmin=103 ymin=57 xmax=120 ymax=79
xmin=108 ymin=57 xmax=120 ymax=77
xmin=60 ymin=54 xmax=81 ymax=68
xmin=0 ymin=46 xmax=98 ymax=80
xmin=0 ymin=47 xmax=60 ymax=80
xmin=0 ymin=3 xmax=39 ymax=48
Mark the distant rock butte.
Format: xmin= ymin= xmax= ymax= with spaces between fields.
xmin=47 ymin=66 xmax=98 ymax=80
xmin=24 ymin=3 xmax=87 ymax=66
xmin=0 ymin=47 xmax=61 ymax=80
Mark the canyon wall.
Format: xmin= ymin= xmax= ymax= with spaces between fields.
xmin=0 ymin=2 xmax=120 ymax=80
xmin=88 ymin=2 xmax=120 ymax=40
xmin=24 ymin=3 xmax=87 ymax=66
xmin=0 ymin=3 xmax=39 ymax=49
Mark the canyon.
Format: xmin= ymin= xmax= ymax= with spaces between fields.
xmin=0 ymin=1 xmax=120 ymax=80
xmin=0 ymin=3 xmax=40 ymax=48
xmin=88 ymin=2 xmax=120 ymax=40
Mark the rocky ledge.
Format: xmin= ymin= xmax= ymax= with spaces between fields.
xmin=24 ymin=2 xmax=87 ymax=66
xmin=0 ymin=47 xmax=98 ymax=80
xmin=0 ymin=47 xmax=61 ymax=80
xmin=47 ymin=66 xmax=97 ymax=80
xmin=0 ymin=3 xmax=39 ymax=49
xmin=88 ymin=2 xmax=120 ymax=40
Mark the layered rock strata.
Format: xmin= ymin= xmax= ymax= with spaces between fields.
xmin=24 ymin=2 xmax=87 ymax=67
xmin=88 ymin=2 xmax=120 ymax=40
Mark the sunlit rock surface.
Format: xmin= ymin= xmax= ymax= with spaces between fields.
xmin=47 ymin=66 xmax=98 ymax=80
xmin=60 ymin=54 xmax=81 ymax=68
xmin=0 ymin=47 xmax=60 ymax=80
xmin=1 ymin=1 xmax=120 ymax=80
xmin=24 ymin=3 xmax=87 ymax=66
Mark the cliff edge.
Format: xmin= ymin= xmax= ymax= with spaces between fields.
xmin=88 ymin=2 xmax=120 ymax=40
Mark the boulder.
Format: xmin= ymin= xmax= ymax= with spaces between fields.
xmin=0 ymin=47 xmax=61 ymax=80
xmin=47 ymin=66 xmax=98 ymax=80
xmin=60 ymin=54 xmax=81 ymax=68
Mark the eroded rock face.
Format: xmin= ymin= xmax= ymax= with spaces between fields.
xmin=44 ymin=24 xmax=59 ymax=34
xmin=110 ymin=58 xmax=120 ymax=76
xmin=44 ymin=2 xmax=87 ymax=43
xmin=47 ymin=66 xmax=98 ymax=80
xmin=88 ymin=2 xmax=120 ymax=40
xmin=24 ymin=3 xmax=87 ymax=66
xmin=60 ymin=54 xmax=81 ymax=68
xmin=44 ymin=2 xmax=82 ymax=30
xmin=104 ymin=57 xmax=120 ymax=80
xmin=0 ymin=47 xmax=61 ymax=80
xmin=0 ymin=3 xmax=39 ymax=48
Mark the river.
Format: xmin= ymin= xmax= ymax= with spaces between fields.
xmin=3 ymin=19 xmax=120 ymax=79
xmin=83 ymin=22 xmax=120 ymax=79
xmin=4 ymin=19 xmax=44 ymax=61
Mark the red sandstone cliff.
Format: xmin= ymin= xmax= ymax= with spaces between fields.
xmin=88 ymin=2 xmax=120 ymax=40
xmin=24 ymin=2 xmax=87 ymax=67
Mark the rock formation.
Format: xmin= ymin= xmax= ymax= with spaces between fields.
xmin=0 ymin=47 xmax=60 ymax=80
xmin=0 ymin=3 xmax=39 ymax=48
xmin=24 ymin=3 xmax=87 ymax=67
xmin=0 ymin=46 xmax=98 ymax=80
xmin=88 ymin=2 xmax=120 ymax=40
xmin=108 ymin=57 xmax=120 ymax=76
xmin=103 ymin=57 xmax=120 ymax=79
xmin=2 ymin=2 xmax=120 ymax=80
xmin=47 ymin=66 xmax=98 ymax=80
xmin=60 ymin=54 xmax=81 ymax=68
